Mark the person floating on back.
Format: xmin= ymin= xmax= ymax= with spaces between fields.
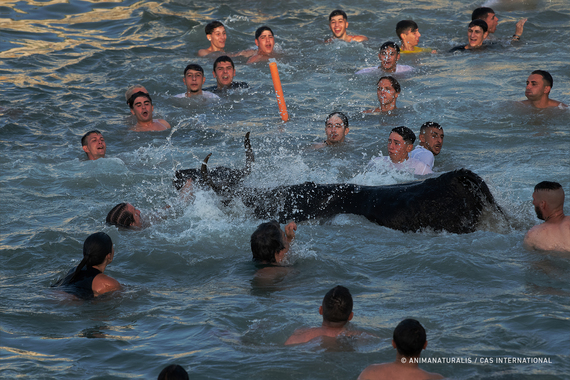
xmin=471 ymin=6 xmax=526 ymax=42
xmin=285 ymin=285 xmax=365 ymax=345
xmin=524 ymin=181 xmax=570 ymax=252
xmin=198 ymin=21 xmax=227 ymax=57
xmin=52 ymin=232 xmax=120 ymax=299
xmin=409 ymin=122 xmax=444 ymax=170
xmin=358 ymin=318 xmax=444 ymax=380
xmin=395 ymin=20 xmax=435 ymax=54
xmin=128 ymin=91 xmax=171 ymax=132
xmin=449 ymin=20 xmax=489 ymax=52
xmin=326 ymin=9 xmax=368 ymax=43
xmin=521 ymin=70 xmax=567 ymax=109
xmin=81 ymin=130 xmax=106 ymax=160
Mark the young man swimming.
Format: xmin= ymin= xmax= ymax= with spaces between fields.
xmin=326 ymin=9 xmax=368 ymax=43
xmin=409 ymin=122 xmax=444 ymax=170
xmin=449 ymin=19 xmax=489 ymax=52
xmin=471 ymin=6 xmax=526 ymax=42
xmin=521 ymin=70 xmax=567 ymax=109
xmin=197 ymin=21 xmax=227 ymax=57
xmin=314 ymin=111 xmax=350 ymax=148
xmin=356 ymin=42 xmax=413 ymax=75
xmin=363 ymin=76 xmax=401 ymax=114
xmin=173 ymin=63 xmax=219 ymax=100
xmin=396 ymin=20 xmax=435 ymax=53
xmin=81 ymin=130 xmax=106 ymax=160
xmin=127 ymin=92 xmax=171 ymax=132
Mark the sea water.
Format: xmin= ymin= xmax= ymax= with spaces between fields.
xmin=1 ymin=0 xmax=569 ymax=378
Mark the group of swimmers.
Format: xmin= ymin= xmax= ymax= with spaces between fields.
xmin=62 ymin=6 xmax=570 ymax=379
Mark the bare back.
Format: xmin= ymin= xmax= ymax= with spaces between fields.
xmin=524 ymin=216 xmax=570 ymax=252
xmin=358 ymin=362 xmax=444 ymax=380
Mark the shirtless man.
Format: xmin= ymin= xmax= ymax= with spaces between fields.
xmin=358 ymin=319 xmax=444 ymax=380
xmin=197 ymin=21 xmax=227 ymax=57
xmin=396 ymin=20 xmax=435 ymax=53
xmin=127 ymin=92 xmax=171 ymax=132
xmin=173 ymin=63 xmax=219 ymax=100
xmin=250 ymin=220 xmax=297 ymax=264
xmin=326 ymin=10 xmax=368 ymax=43
xmin=472 ymin=7 xmax=526 ymax=41
xmin=285 ymin=285 xmax=364 ymax=345
xmin=204 ymin=55 xmax=249 ymax=94
xmin=314 ymin=111 xmax=349 ymax=148
xmin=246 ymin=26 xmax=277 ymax=64
xmin=81 ymin=130 xmax=106 ymax=160
xmin=522 ymin=70 xmax=567 ymax=109
xmin=524 ymin=181 xmax=570 ymax=253
xmin=409 ymin=122 xmax=444 ymax=170
xmin=363 ymin=76 xmax=400 ymax=114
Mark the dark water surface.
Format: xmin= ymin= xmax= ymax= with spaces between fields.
xmin=1 ymin=0 xmax=569 ymax=379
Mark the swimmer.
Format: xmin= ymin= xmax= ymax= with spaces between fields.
xmin=524 ymin=181 xmax=570 ymax=252
xmin=285 ymin=285 xmax=366 ymax=345
xmin=368 ymin=126 xmax=433 ymax=175
xmin=472 ymin=7 xmax=526 ymax=41
xmin=52 ymin=232 xmax=120 ymax=299
xmin=326 ymin=10 xmax=368 ymax=43
xmin=314 ymin=111 xmax=349 ymax=148
xmin=125 ymin=84 xmax=148 ymax=104
xmin=363 ymin=76 xmax=400 ymax=114
xmin=106 ymin=180 xmax=193 ymax=229
xmin=173 ymin=64 xmax=219 ymax=100
xmin=157 ymin=364 xmax=189 ymax=380
xmin=396 ymin=20 xmax=436 ymax=53
xmin=127 ymin=91 xmax=171 ymax=132
xmin=81 ymin=130 xmax=106 ymax=160
xmin=449 ymin=20 xmax=489 ymax=52
xmin=246 ymin=26 xmax=277 ymax=64
xmin=521 ymin=70 xmax=567 ymax=109
xmin=250 ymin=220 xmax=296 ymax=264
xmin=358 ymin=319 xmax=444 ymax=380
xmin=355 ymin=42 xmax=413 ymax=75
xmin=197 ymin=21 xmax=227 ymax=57
xmin=203 ymin=55 xmax=249 ymax=94
xmin=409 ymin=122 xmax=444 ymax=170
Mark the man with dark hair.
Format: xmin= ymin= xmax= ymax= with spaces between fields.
xmin=522 ymin=70 xmax=567 ymax=109
xmin=314 ymin=111 xmax=350 ymax=148
xmin=449 ymin=20 xmax=489 ymax=52
xmin=285 ymin=285 xmax=366 ymax=345
xmin=204 ymin=55 xmax=249 ymax=94
xmin=198 ymin=20 xmax=226 ymax=57
xmin=395 ymin=20 xmax=435 ymax=53
xmin=356 ymin=42 xmax=413 ymax=75
xmin=471 ymin=6 xmax=526 ymax=41
xmin=409 ymin=122 xmax=444 ymax=170
xmin=524 ymin=181 xmax=570 ymax=252
xmin=368 ymin=126 xmax=433 ymax=175
xmin=234 ymin=26 xmax=278 ymax=64
xmin=250 ymin=220 xmax=296 ymax=264
xmin=358 ymin=319 xmax=443 ymax=380
xmin=174 ymin=64 xmax=219 ymax=99
xmin=127 ymin=92 xmax=171 ymax=132
xmin=363 ymin=76 xmax=400 ymax=114
xmin=326 ymin=9 xmax=368 ymax=43
xmin=157 ymin=364 xmax=189 ymax=380
xmin=81 ymin=130 xmax=106 ymax=160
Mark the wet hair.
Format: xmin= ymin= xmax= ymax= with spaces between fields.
xmin=329 ymin=9 xmax=348 ymax=21
xmin=380 ymin=41 xmax=400 ymax=54
xmin=255 ymin=26 xmax=274 ymax=40
xmin=472 ymin=7 xmax=495 ymax=21
xmin=396 ymin=20 xmax=418 ymax=39
xmin=391 ymin=126 xmax=416 ymax=145
xmin=68 ymin=232 xmax=113 ymax=284
xmin=184 ymin=63 xmax=204 ymax=76
xmin=213 ymin=55 xmax=235 ymax=71
xmin=250 ymin=220 xmax=284 ymax=263
xmin=419 ymin=122 xmax=442 ymax=135
xmin=106 ymin=203 xmax=135 ymax=228
xmin=157 ymin=364 xmax=189 ymax=380
xmin=205 ymin=21 xmax=224 ymax=35
xmin=125 ymin=84 xmax=146 ymax=102
xmin=468 ymin=19 xmax=488 ymax=33
xmin=378 ymin=76 xmax=401 ymax=93
xmin=322 ymin=285 xmax=353 ymax=323
xmin=531 ymin=70 xmax=553 ymax=88
xmin=534 ymin=181 xmax=562 ymax=192
xmin=393 ymin=319 xmax=427 ymax=357
xmin=127 ymin=91 xmax=152 ymax=109
xmin=325 ymin=111 xmax=349 ymax=129
xmin=81 ymin=130 xmax=102 ymax=146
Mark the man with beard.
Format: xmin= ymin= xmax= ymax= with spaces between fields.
xmin=127 ymin=92 xmax=171 ymax=132
xmin=409 ymin=122 xmax=444 ymax=170
xmin=521 ymin=70 xmax=567 ymax=109
xmin=524 ymin=181 xmax=570 ymax=252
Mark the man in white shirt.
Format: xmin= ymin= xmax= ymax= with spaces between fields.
xmin=174 ymin=64 xmax=219 ymax=100
xmin=409 ymin=122 xmax=444 ymax=170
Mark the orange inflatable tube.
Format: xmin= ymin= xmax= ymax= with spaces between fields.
xmin=269 ymin=61 xmax=289 ymax=122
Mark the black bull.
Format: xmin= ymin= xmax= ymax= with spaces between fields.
xmin=175 ymin=135 xmax=505 ymax=234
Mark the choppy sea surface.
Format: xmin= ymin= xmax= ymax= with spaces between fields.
xmin=1 ymin=0 xmax=569 ymax=379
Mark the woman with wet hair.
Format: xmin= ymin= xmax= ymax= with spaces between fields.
xmin=53 ymin=232 xmax=120 ymax=298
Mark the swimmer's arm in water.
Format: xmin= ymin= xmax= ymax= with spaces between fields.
xmin=92 ymin=274 xmax=121 ymax=296
xmin=158 ymin=119 xmax=171 ymax=129
xmin=230 ymin=49 xmax=256 ymax=58
xmin=512 ymin=18 xmax=527 ymax=41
